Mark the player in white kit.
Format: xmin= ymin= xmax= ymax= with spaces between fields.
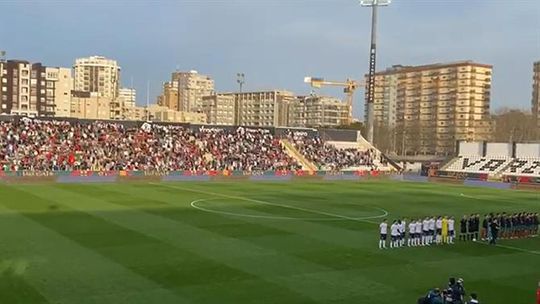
xmin=415 ymin=219 xmax=423 ymax=246
xmin=422 ymin=217 xmax=430 ymax=246
xmin=436 ymin=216 xmax=443 ymax=244
xmin=379 ymin=219 xmax=388 ymax=249
xmin=408 ymin=220 xmax=416 ymax=247
xmin=390 ymin=220 xmax=400 ymax=248
xmin=428 ymin=217 xmax=436 ymax=245
xmin=399 ymin=219 xmax=407 ymax=247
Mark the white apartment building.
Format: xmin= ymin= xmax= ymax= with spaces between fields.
xmin=171 ymin=70 xmax=214 ymax=112
xmin=201 ymin=94 xmax=236 ymax=125
xmin=45 ymin=67 xmax=73 ymax=117
xmin=73 ymin=56 xmax=120 ymax=99
xmin=119 ymin=87 xmax=136 ymax=108
xmin=291 ymin=96 xmax=351 ymax=127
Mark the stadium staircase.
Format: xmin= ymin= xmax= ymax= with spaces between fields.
xmin=280 ymin=139 xmax=318 ymax=171
xmin=439 ymin=157 xmax=458 ymax=171
xmin=325 ymin=139 xmax=400 ymax=172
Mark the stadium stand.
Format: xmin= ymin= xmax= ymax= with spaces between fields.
xmin=0 ymin=119 xmax=300 ymax=171
xmin=285 ymin=132 xmax=395 ymax=171
xmin=440 ymin=142 xmax=540 ymax=178
xmin=0 ymin=117 xmax=399 ymax=172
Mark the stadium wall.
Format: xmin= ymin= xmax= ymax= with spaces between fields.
xmin=458 ymin=142 xmax=483 ymax=156
xmin=486 ymin=143 xmax=512 ymax=157
xmin=0 ymin=170 xmax=538 ymax=191
xmin=515 ymin=143 xmax=540 ymax=158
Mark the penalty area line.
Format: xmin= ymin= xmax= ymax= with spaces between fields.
xmin=152 ymin=183 xmax=387 ymax=224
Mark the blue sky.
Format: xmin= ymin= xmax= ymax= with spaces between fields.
xmin=1 ymin=0 xmax=539 ymax=119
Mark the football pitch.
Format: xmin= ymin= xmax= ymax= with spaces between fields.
xmin=0 ymin=180 xmax=538 ymax=304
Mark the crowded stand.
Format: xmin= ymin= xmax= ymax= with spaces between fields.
xmin=286 ymin=132 xmax=384 ymax=171
xmin=0 ymin=119 xmax=301 ymax=172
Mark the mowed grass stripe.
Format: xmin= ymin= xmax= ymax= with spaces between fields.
xmin=118 ymin=184 xmax=379 ymax=243
xmin=0 ymin=186 xmax=189 ymax=304
xmin=4 ymin=186 xmax=264 ymax=288
xmin=143 ymin=183 xmax=534 ymax=302
xmin=17 ymin=184 xmax=389 ymax=303
xmin=61 ymin=182 xmax=442 ymax=302
xmin=1 ymin=181 xmax=538 ymax=304
xmin=104 ymin=184 xmax=474 ymax=302
xmin=145 ymin=182 xmax=540 ymax=303
xmin=8 ymin=185 xmax=315 ymax=303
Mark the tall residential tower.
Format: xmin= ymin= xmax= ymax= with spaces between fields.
xmin=73 ymin=56 xmax=120 ymax=99
xmin=368 ymin=61 xmax=493 ymax=155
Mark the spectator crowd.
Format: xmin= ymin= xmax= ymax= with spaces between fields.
xmin=287 ymin=132 xmax=378 ymax=170
xmin=0 ymin=119 xmax=388 ymax=172
xmin=0 ymin=119 xmax=301 ymax=172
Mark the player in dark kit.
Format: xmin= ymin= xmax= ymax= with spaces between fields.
xmin=467 ymin=214 xmax=478 ymax=240
xmin=533 ymin=213 xmax=540 ymax=235
xmin=460 ymin=215 xmax=468 ymax=241
xmin=489 ymin=219 xmax=500 ymax=245
xmin=481 ymin=214 xmax=489 ymax=241
xmin=474 ymin=214 xmax=481 ymax=240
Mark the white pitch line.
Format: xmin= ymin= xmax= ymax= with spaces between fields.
xmin=153 ymin=183 xmax=388 ymax=224
xmin=191 ymin=198 xmax=348 ymax=221
xmin=477 ymin=240 xmax=540 ymax=256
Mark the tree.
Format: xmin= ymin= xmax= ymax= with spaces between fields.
xmin=492 ymin=108 xmax=539 ymax=142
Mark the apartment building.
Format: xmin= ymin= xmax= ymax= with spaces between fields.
xmin=73 ymin=56 xmax=120 ymax=99
xmin=70 ymin=91 xmax=113 ymax=120
xmin=171 ymin=70 xmax=214 ymax=112
xmin=119 ymin=87 xmax=136 ymax=108
xmin=201 ymin=94 xmax=236 ymax=125
xmin=290 ymin=95 xmax=351 ymax=127
xmin=157 ymin=82 xmax=179 ymax=111
xmin=148 ymin=105 xmax=207 ymax=124
xmin=46 ymin=67 xmax=73 ymax=117
xmin=235 ymin=90 xmax=295 ymax=127
xmin=0 ymin=60 xmax=72 ymax=117
xmin=368 ymin=61 xmax=493 ymax=155
xmin=533 ymin=61 xmax=540 ymax=128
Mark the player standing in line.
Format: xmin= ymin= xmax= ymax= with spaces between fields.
xmin=442 ymin=216 xmax=448 ymax=244
xmin=408 ymin=220 xmax=416 ymax=247
xmin=429 ymin=216 xmax=436 ymax=245
xmin=390 ymin=220 xmax=400 ymax=248
xmin=500 ymin=212 xmax=508 ymax=239
xmin=460 ymin=215 xmax=468 ymax=241
xmin=396 ymin=219 xmax=403 ymax=247
xmin=415 ymin=218 xmax=423 ymax=246
xmin=475 ymin=214 xmax=481 ymax=240
xmin=481 ymin=214 xmax=489 ymax=241
xmin=379 ymin=219 xmax=388 ymax=249
xmin=448 ymin=216 xmax=455 ymax=244
xmin=422 ymin=217 xmax=430 ymax=246
xmin=533 ymin=212 xmax=540 ymax=235
xmin=436 ymin=216 xmax=443 ymax=244
xmin=466 ymin=214 xmax=473 ymax=241
xmin=400 ymin=218 xmax=407 ymax=247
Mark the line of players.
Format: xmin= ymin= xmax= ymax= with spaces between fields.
xmin=459 ymin=212 xmax=539 ymax=242
xmin=379 ymin=216 xmax=456 ymax=249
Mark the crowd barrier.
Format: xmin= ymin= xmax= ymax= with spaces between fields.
xmin=0 ymin=170 xmax=538 ymax=191
xmin=0 ymin=170 xmax=385 ymax=183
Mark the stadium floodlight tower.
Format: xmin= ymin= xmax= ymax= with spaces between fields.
xmin=360 ymin=0 xmax=391 ymax=144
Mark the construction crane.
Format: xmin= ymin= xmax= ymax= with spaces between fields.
xmin=303 ymin=77 xmax=361 ymax=125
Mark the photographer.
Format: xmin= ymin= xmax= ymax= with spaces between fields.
xmin=467 ymin=293 xmax=479 ymax=304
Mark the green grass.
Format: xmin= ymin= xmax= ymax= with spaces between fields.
xmin=0 ymin=180 xmax=538 ymax=304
